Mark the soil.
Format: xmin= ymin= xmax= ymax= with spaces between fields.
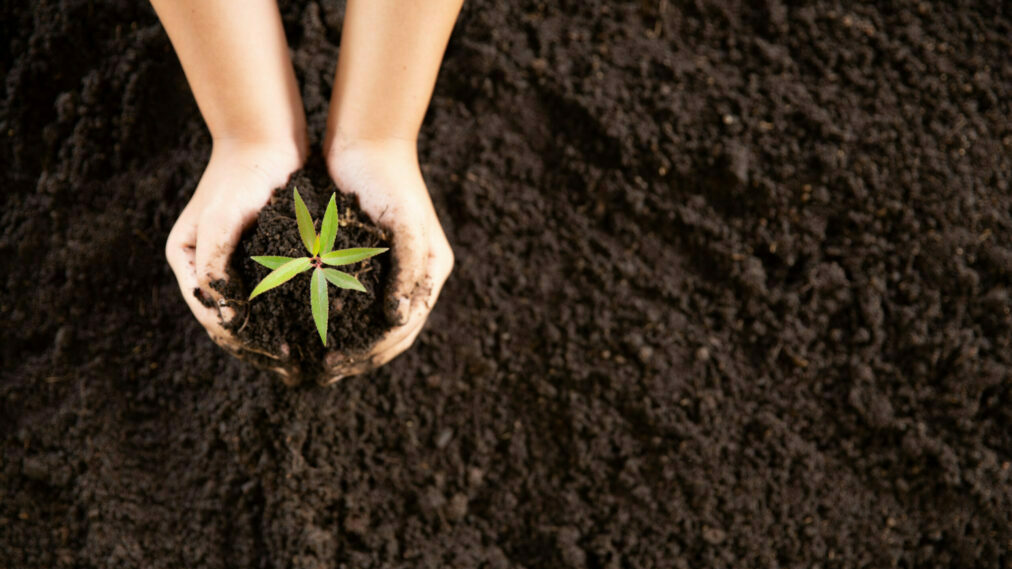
xmin=2 ymin=1 xmax=1011 ymax=568
xmin=215 ymin=161 xmax=393 ymax=380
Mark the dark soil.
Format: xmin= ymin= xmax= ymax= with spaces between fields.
xmin=216 ymin=161 xmax=392 ymax=379
xmin=2 ymin=1 xmax=1011 ymax=568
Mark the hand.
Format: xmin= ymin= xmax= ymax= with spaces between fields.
xmin=165 ymin=140 xmax=304 ymax=376
xmin=322 ymin=139 xmax=454 ymax=382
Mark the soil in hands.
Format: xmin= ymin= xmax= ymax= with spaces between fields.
xmin=217 ymin=157 xmax=392 ymax=379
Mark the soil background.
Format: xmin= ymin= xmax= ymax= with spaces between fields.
xmin=2 ymin=1 xmax=1010 ymax=568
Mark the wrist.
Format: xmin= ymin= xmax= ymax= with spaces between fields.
xmin=325 ymin=136 xmax=433 ymax=206
xmin=325 ymin=132 xmax=417 ymax=165
xmin=211 ymin=136 xmax=307 ymax=174
xmin=325 ymin=136 xmax=420 ymax=183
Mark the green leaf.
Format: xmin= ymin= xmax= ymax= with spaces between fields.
xmin=312 ymin=234 xmax=321 ymax=256
xmin=321 ymin=247 xmax=389 ymax=266
xmin=248 ymin=257 xmax=312 ymax=300
xmin=251 ymin=256 xmax=295 ymax=270
xmin=322 ymin=268 xmax=366 ymax=292
xmin=319 ymin=194 xmax=339 ymax=255
xmin=310 ymin=268 xmax=329 ymax=345
xmin=293 ymin=187 xmax=316 ymax=255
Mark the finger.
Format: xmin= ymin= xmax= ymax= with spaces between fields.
xmin=370 ymin=304 xmax=428 ymax=359
xmin=320 ymin=314 xmax=426 ymax=384
xmin=174 ymin=260 xmax=238 ymax=350
xmin=271 ymin=365 xmax=300 ymax=386
xmin=385 ymin=228 xmax=428 ymax=326
xmin=166 ymin=215 xmax=241 ymax=351
xmin=194 ymin=207 xmax=245 ymax=324
xmin=319 ymin=357 xmax=374 ymax=385
xmin=373 ymin=261 xmax=443 ymax=364
xmin=401 ymin=231 xmax=452 ymax=319
xmin=423 ymin=242 xmax=454 ymax=312
xmin=321 ymin=242 xmax=449 ymax=384
xmin=246 ymin=341 xmax=299 ymax=383
xmin=320 ymin=347 xmax=379 ymax=384
xmin=370 ymin=317 xmax=426 ymax=369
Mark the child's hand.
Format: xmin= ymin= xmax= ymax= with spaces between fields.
xmin=165 ymin=141 xmax=303 ymax=379
xmin=320 ymin=139 xmax=454 ymax=382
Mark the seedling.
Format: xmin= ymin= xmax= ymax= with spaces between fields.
xmin=248 ymin=188 xmax=387 ymax=345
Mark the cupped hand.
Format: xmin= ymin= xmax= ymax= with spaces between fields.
xmin=322 ymin=139 xmax=454 ymax=382
xmin=165 ymin=141 xmax=304 ymax=377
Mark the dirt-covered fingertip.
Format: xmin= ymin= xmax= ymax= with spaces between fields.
xmin=272 ymin=365 xmax=301 ymax=387
xmin=192 ymin=283 xmax=241 ymax=326
xmin=320 ymin=352 xmax=374 ymax=385
xmin=385 ymin=296 xmax=411 ymax=326
xmin=193 ymin=286 xmax=216 ymax=309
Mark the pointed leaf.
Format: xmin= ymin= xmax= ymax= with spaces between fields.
xmin=312 ymin=234 xmax=321 ymax=256
xmin=251 ymin=256 xmax=295 ymax=270
xmin=319 ymin=194 xmax=339 ymax=255
xmin=293 ymin=187 xmax=316 ymax=254
xmin=248 ymin=257 xmax=312 ymax=300
xmin=310 ymin=268 xmax=328 ymax=345
xmin=322 ymin=268 xmax=366 ymax=292
xmin=321 ymin=247 xmax=389 ymax=266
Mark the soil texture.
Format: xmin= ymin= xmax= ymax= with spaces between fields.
xmin=2 ymin=1 xmax=1010 ymax=568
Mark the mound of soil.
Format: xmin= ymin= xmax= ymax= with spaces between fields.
xmin=216 ymin=160 xmax=392 ymax=380
xmin=2 ymin=1 xmax=1010 ymax=568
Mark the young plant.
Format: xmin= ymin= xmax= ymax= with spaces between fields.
xmin=248 ymin=188 xmax=388 ymax=345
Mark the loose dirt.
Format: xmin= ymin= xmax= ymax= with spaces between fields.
xmin=2 ymin=1 xmax=1009 ymax=567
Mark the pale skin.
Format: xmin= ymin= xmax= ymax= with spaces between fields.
xmin=155 ymin=0 xmax=460 ymax=383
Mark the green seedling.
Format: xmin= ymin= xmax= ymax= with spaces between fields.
xmin=248 ymin=188 xmax=388 ymax=345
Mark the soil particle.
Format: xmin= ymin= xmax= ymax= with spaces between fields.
xmin=702 ymin=527 xmax=728 ymax=546
xmin=446 ymin=493 xmax=469 ymax=521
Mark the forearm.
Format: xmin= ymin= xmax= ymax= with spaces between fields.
xmin=326 ymin=0 xmax=464 ymax=153
xmin=151 ymin=0 xmax=306 ymax=152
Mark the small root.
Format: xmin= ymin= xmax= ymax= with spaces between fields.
xmin=218 ymin=297 xmax=251 ymax=331
xmin=236 ymin=305 xmax=252 ymax=335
